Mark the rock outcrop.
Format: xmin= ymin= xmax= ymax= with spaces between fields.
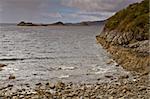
xmin=96 ymin=0 xmax=149 ymax=73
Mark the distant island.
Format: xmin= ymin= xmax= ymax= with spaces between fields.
xmin=17 ymin=20 xmax=105 ymax=26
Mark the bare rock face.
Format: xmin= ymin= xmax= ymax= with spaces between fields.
xmin=96 ymin=29 xmax=149 ymax=73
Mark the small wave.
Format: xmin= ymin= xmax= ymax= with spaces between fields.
xmin=59 ymin=66 xmax=77 ymax=70
xmin=58 ymin=75 xmax=70 ymax=79
xmin=0 ymin=58 xmax=25 ymax=61
xmin=0 ymin=57 xmax=55 ymax=61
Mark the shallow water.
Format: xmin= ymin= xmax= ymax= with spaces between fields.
xmin=0 ymin=25 xmax=129 ymax=86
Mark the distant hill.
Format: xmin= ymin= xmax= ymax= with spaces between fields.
xmin=17 ymin=20 xmax=105 ymax=26
xmin=65 ymin=20 xmax=105 ymax=26
xmin=48 ymin=21 xmax=65 ymax=26
xmin=17 ymin=21 xmax=48 ymax=26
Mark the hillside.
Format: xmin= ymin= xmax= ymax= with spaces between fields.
xmin=96 ymin=0 xmax=149 ymax=73
xmin=105 ymin=0 xmax=149 ymax=41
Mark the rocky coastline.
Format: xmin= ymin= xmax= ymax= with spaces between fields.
xmin=0 ymin=0 xmax=149 ymax=98
xmin=96 ymin=0 xmax=149 ymax=74
xmin=96 ymin=31 xmax=149 ymax=73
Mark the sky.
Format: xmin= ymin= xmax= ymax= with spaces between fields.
xmin=0 ymin=0 xmax=143 ymax=23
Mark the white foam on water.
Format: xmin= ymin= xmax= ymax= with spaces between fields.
xmin=58 ymin=75 xmax=70 ymax=79
xmin=60 ymin=66 xmax=76 ymax=70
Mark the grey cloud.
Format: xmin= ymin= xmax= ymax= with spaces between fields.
xmin=62 ymin=0 xmax=143 ymax=12
xmin=66 ymin=13 xmax=100 ymax=21
xmin=0 ymin=0 xmax=51 ymax=23
xmin=62 ymin=0 xmax=143 ymax=21
xmin=0 ymin=0 xmax=144 ymax=23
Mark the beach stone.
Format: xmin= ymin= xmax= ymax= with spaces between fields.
xmin=109 ymin=96 xmax=114 ymax=99
xmin=35 ymin=83 xmax=42 ymax=86
xmin=119 ymin=75 xmax=129 ymax=79
xmin=50 ymin=84 xmax=55 ymax=89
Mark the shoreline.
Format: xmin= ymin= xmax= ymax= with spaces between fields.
xmin=0 ymin=71 xmax=149 ymax=98
xmin=96 ymin=36 xmax=150 ymax=73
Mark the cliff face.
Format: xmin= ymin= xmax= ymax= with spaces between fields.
xmin=96 ymin=0 xmax=149 ymax=73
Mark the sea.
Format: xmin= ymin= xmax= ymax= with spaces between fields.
xmin=0 ymin=24 xmax=129 ymax=87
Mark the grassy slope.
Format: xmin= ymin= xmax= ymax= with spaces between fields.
xmin=104 ymin=0 xmax=149 ymax=41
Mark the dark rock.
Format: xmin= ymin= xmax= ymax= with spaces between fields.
xmin=7 ymin=84 xmax=13 ymax=87
xmin=0 ymin=64 xmax=7 ymax=67
xmin=105 ymin=75 xmax=113 ymax=78
xmin=35 ymin=83 xmax=42 ymax=86
xmin=9 ymin=74 xmax=16 ymax=79
xmin=119 ymin=75 xmax=129 ymax=79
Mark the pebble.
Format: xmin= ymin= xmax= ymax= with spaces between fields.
xmin=109 ymin=96 xmax=114 ymax=99
xmin=50 ymin=84 xmax=55 ymax=89
xmin=0 ymin=74 xmax=149 ymax=99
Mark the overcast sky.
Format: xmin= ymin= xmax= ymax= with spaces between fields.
xmin=0 ymin=0 xmax=143 ymax=23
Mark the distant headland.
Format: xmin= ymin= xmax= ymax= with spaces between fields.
xmin=17 ymin=20 xmax=105 ymax=26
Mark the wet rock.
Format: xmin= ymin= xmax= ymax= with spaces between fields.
xmin=119 ymin=75 xmax=129 ymax=79
xmin=105 ymin=75 xmax=113 ymax=78
xmin=33 ymin=73 xmax=37 ymax=76
xmin=46 ymin=82 xmax=50 ymax=86
xmin=0 ymin=64 xmax=7 ymax=71
xmin=0 ymin=64 xmax=7 ymax=67
xmin=115 ymin=64 xmax=119 ymax=67
xmin=97 ymin=78 xmax=101 ymax=81
xmin=9 ymin=74 xmax=16 ymax=79
xmin=35 ymin=83 xmax=42 ymax=86
xmin=7 ymin=84 xmax=13 ymax=88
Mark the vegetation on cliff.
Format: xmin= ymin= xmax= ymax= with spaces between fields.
xmin=104 ymin=0 xmax=149 ymax=41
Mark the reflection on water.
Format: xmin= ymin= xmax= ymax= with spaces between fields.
xmin=0 ymin=25 xmax=129 ymax=85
